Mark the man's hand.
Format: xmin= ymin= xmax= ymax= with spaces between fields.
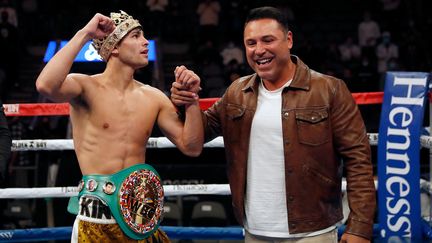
xmin=174 ymin=65 xmax=201 ymax=93
xmin=171 ymin=66 xmax=201 ymax=106
xmin=81 ymin=13 xmax=115 ymax=39
xmin=340 ymin=233 xmax=370 ymax=243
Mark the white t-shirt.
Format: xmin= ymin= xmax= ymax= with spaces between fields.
xmin=244 ymin=79 xmax=335 ymax=238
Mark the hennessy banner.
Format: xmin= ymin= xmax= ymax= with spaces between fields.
xmin=378 ymin=72 xmax=430 ymax=240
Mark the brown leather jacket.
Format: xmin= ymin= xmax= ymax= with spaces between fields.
xmin=203 ymin=56 xmax=376 ymax=239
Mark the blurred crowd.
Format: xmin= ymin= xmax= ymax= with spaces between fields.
xmin=0 ymin=0 xmax=431 ymax=101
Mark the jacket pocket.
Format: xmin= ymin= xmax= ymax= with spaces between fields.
xmin=302 ymin=164 xmax=340 ymax=205
xmin=302 ymin=164 xmax=338 ymax=187
xmin=295 ymin=108 xmax=330 ymax=146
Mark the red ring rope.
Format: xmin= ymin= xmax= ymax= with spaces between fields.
xmin=3 ymin=92 xmax=384 ymax=116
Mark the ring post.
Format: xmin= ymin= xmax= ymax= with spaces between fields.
xmin=378 ymin=72 xmax=431 ymax=240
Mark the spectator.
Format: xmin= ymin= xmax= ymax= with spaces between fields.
xmin=0 ymin=0 xmax=17 ymax=27
xmin=358 ymin=11 xmax=381 ymax=48
xmin=224 ymin=59 xmax=249 ymax=84
xmin=196 ymin=0 xmax=221 ymax=43
xmin=220 ymin=40 xmax=244 ymax=66
xmin=338 ymin=36 xmax=361 ymax=63
xmin=376 ymin=31 xmax=399 ymax=88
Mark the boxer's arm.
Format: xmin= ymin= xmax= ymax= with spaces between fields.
xmin=36 ymin=14 xmax=114 ymax=102
xmin=157 ymin=93 xmax=203 ymax=157
xmin=158 ymin=66 xmax=204 ymax=156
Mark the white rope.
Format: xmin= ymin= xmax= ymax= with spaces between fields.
xmin=12 ymin=139 xmax=74 ymax=151
xmin=0 ymin=180 xmax=382 ymax=199
xmin=11 ymin=134 xmax=385 ymax=151
xmin=12 ymin=133 xmax=432 ymax=150
xmin=421 ymin=178 xmax=432 ymax=194
xmin=367 ymin=133 xmax=378 ymax=146
xmin=0 ymin=187 xmax=80 ymax=199
xmin=421 ymin=135 xmax=432 ymax=149
xmin=0 ymin=184 xmax=231 ymax=199
xmin=11 ymin=137 xmax=225 ymax=151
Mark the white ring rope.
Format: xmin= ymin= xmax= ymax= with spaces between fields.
xmin=367 ymin=133 xmax=378 ymax=146
xmin=11 ymin=133 xmax=392 ymax=151
xmin=12 ymin=134 xmax=432 ymax=151
xmin=3 ymin=132 xmax=387 ymax=199
xmin=420 ymin=135 xmax=432 ymax=149
xmin=11 ymin=137 xmax=225 ymax=151
xmin=4 ymin=131 xmax=431 ymax=199
xmin=0 ymin=180 xmax=384 ymax=199
xmin=0 ymin=184 xmax=231 ymax=199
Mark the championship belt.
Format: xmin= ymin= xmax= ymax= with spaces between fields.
xmin=67 ymin=164 xmax=164 ymax=240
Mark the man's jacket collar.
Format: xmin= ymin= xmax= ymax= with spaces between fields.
xmin=241 ymin=55 xmax=311 ymax=93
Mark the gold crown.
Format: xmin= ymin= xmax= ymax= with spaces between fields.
xmin=92 ymin=10 xmax=141 ymax=61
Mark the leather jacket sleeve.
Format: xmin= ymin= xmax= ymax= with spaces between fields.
xmin=203 ymin=94 xmax=224 ymax=142
xmin=331 ymin=80 xmax=376 ymax=239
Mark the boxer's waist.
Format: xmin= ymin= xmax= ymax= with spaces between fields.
xmin=68 ymin=163 xmax=164 ymax=240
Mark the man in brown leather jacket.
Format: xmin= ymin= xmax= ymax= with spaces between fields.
xmin=171 ymin=6 xmax=376 ymax=243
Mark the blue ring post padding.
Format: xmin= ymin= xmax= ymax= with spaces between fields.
xmin=0 ymin=226 xmax=244 ymax=242
xmin=337 ymin=224 xmax=381 ymax=239
xmin=1 ymin=223 xmax=431 ymax=242
xmin=422 ymin=219 xmax=432 ymax=239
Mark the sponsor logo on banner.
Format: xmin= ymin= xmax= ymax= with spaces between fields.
xmin=378 ymin=72 xmax=430 ymax=240
xmin=12 ymin=140 xmax=48 ymax=150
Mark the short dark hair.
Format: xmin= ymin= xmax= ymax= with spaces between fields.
xmin=244 ymin=6 xmax=290 ymax=33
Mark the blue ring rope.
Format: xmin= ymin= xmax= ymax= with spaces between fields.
xmin=0 ymin=223 xmax=430 ymax=242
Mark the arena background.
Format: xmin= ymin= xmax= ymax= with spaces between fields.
xmin=1 ymin=0 xmax=432 ymax=241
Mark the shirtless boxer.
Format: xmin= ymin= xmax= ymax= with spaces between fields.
xmin=35 ymin=11 xmax=203 ymax=242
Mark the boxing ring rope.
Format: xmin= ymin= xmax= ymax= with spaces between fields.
xmin=4 ymin=223 xmax=432 ymax=242
xmin=2 ymin=92 xmax=432 ymax=241
xmin=10 ymin=137 xmax=225 ymax=151
xmin=9 ymin=133 xmax=432 ymax=152
xmin=0 ymin=184 xmax=231 ymax=199
xmin=2 ymin=93 xmax=385 ymax=116
xmin=7 ymin=133 xmax=432 ymax=151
